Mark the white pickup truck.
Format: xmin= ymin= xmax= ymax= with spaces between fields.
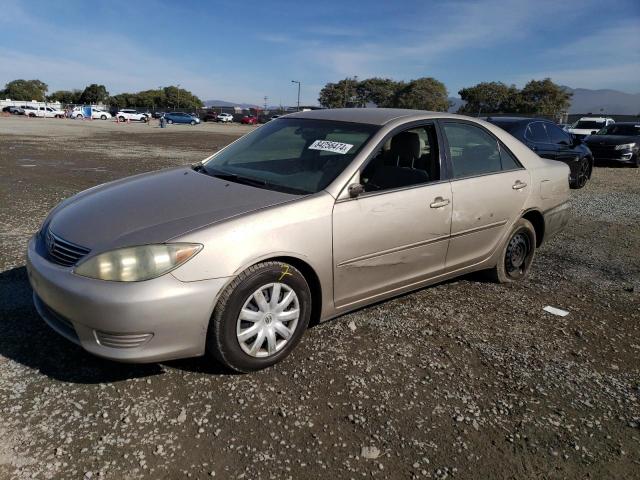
xmin=116 ymin=109 xmax=149 ymax=122
xmin=25 ymin=106 xmax=65 ymax=118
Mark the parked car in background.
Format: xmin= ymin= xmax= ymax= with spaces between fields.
xmin=151 ymin=111 xmax=165 ymax=119
xmin=584 ymin=122 xmax=640 ymax=167
xmin=164 ymin=112 xmax=200 ymax=125
xmin=25 ymin=106 xmax=65 ymax=118
xmin=241 ymin=115 xmax=258 ymax=125
xmin=27 ymin=109 xmax=570 ymax=372
xmin=216 ymin=113 xmax=233 ymax=123
xmin=487 ymin=117 xmax=592 ymax=189
xmin=2 ymin=106 xmax=24 ymax=114
xmin=565 ymin=117 xmax=615 ymax=139
xmin=69 ymin=107 xmax=112 ymax=120
xmin=116 ymin=109 xmax=149 ymax=122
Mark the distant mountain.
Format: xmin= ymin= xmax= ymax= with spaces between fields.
xmin=204 ymin=99 xmax=259 ymax=109
xmin=562 ymin=87 xmax=640 ymax=115
xmin=448 ymin=97 xmax=465 ymax=113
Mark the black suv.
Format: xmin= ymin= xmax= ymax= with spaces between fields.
xmin=487 ymin=117 xmax=593 ymax=189
xmin=584 ymin=123 xmax=640 ymax=168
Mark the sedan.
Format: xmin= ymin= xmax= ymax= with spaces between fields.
xmin=164 ymin=112 xmax=201 ymax=125
xmin=27 ymin=109 xmax=570 ymax=372
xmin=487 ymin=117 xmax=592 ymax=189
xmin=584 ymin=122 xmax=640 ymax=168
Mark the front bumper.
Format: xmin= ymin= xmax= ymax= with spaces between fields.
xmin=27 ymin=236 xmax=230 ymax=363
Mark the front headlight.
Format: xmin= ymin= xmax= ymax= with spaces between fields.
xmin=615 ymin=143 xmax=636 ymax=150
xmin=74 ymin=243 xmax=202 ymax=282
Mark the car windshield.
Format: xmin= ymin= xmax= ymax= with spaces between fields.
xmin=573 ymin=120 xmax=605 ymax=129
xmin=596 ymin=124 xmax=640 ymax=136
xmin=201 ymin=118 xmax=378 ymax=194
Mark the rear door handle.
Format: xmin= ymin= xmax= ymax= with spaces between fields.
xmin=430 ymin=197 xmax=450 ymax=208
xmin=512 ymin=180 xmax=527 ymax=190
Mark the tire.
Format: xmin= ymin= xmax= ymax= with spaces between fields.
xmin=118 ymin=116 xmax=126 ymax=122
xmin=141 ymin=117 xmax=148 ymax=123
xmin=632 ymin=155 xmax=640 ymax=168
xmin=571 ymin=157 xmax=590 ymax=189
xmin=487 ymin=218 xmax=536 ymax=283
xmin=190 ymin=120 xmax=196 ymax=125
xmin=207 ymin=261 xmax=312 ymax=372
xmin=29 ymin=113 xmax=36 ymax=118
xmin=100 ymin=115 xmax=107 ymax=120
xmin=166 ymin=119 xmax=173 ymax=124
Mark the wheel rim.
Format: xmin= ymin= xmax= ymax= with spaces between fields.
xmin=505 ymin=231 xmax=531 ymax=279
xmin=236 ymin=282 xmax=300 ymax=358
xmin=577 ymin=159 xmax=589 ymax=187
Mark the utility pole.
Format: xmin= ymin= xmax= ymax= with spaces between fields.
xmin=264 ymin=96 xmax=268 ymax=111
xmin=291 ymin=80 xmax=301 ymax=111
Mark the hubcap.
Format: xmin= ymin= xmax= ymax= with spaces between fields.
xmin=236 ymin=283 xmax=300 ymax=358
xmin=505 ymin=232 xmax=531 ymax=278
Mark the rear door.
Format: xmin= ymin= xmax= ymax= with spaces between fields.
xmin=440 ymin=121 xmax=530 ymax=269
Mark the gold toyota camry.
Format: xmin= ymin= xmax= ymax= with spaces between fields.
xmin=27 ymin=109 xmax=570 ymax=372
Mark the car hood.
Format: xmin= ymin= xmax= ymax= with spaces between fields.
xmin=584 ymin=135 xmax=639 ymax=145
xmin=48 ymin=167 xmax=299 ymax=252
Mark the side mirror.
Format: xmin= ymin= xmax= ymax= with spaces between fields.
xmin=348 ymin=183 xmax=365 ymax=198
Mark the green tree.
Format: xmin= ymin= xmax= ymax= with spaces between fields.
xmin=0 ymin=79 xmax=48 ymax=101
xmin=518 ymin=78 xmax=572 ymax=116
xmin=356 ymin=78 xmax=403 ymax=107
xmin=78 ymin=84 xmax=109 ymax=104
xmin=107 ymin=86 xmax=202 ymax=109
xmin=47 ymin=89 xmax=82 ymax=104
xmin=318 ymin=78 xmax=360 ymax=108
xmin=457 ymin=81 xmax=520 ymax=115
xmin=393 ymin=77 xmax=449 ymax=111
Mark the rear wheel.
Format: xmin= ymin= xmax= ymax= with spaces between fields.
xmin=487 ymin=218 xmax=536 ymax=283
xmin=207 ymin=261 xmax=311 ymax=372
xmin=100 ymin=115 xmax=107 ymax=120
xmin=118 ymin=116 xmax=126 ymax=122
xmin=166 ymin=119 xmax=173 ymax=124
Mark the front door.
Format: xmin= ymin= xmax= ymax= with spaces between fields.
xmin=332 ymin=123 xmax=452 ymax=309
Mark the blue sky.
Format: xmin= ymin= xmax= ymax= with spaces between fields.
xmin=1 ymin=0 xmax=638 ymax=105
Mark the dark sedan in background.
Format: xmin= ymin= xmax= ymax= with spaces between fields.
xmin=584 ymin=123 xmax=640 ymax=168
xmin=487 ymin=117 xmax=592 ymax=189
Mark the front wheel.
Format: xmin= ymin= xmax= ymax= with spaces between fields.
xmin=487 ymin=218 xmax=536 ymax=283
xmin=166 ymin=119 xmax=173 ymax=124
xmin=101 ymin=115 xmax=107 ymax=120
xmin=190 ymin=120 xmax=196 ymax=125
xmin=118 ymin=116 xmax=126 ymax=122
xmin=207 ymin=261 xmax=311 ymax=372
xmin=572 ymin=157 xmax=590 ymax=189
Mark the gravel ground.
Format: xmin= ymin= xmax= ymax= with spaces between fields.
xmin=0 ymin=116 xmax=639 ymax=479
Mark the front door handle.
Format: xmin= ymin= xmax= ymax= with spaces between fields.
xmin=430 ymin=197 xmax=450 ymax=208
xmin=512 ymin=180 xmax=527 ymax=190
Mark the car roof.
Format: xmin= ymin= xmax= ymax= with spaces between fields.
xmin=578 ymin=117 xmax=611 ymax=121
xmin=285 ymin=108 xmax=469 ymax=126
xmin=486 ymin=116 xmax=543 ymax=124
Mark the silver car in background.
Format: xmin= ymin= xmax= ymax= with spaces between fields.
xmin=27 ymin=109 xmax=570 ymax=372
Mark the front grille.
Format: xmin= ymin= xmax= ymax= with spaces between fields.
xmin=95 ymin=331 xmax=153 ymax=349
xmin=45 ymin=230 xmax=91 ymax=267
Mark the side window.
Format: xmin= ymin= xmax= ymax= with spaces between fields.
xmin=442 ymin=122 xmax=502 ymax=178
xmin=546 ymin=123 xmax=570 ymax=144
xmin=361 ymin=124 xmax=440 ymax=192
xmin=526 ymin=122 xmax=550 ymax=143
xmin=498 ymin=143 xmax=521 ymax=170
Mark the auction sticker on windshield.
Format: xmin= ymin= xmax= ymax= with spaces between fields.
xmin=308 ymin=140 xmax=354 ymax=154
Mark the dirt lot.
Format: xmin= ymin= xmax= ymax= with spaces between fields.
xmin=0 ymin=115 xmax=638 ymax=479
